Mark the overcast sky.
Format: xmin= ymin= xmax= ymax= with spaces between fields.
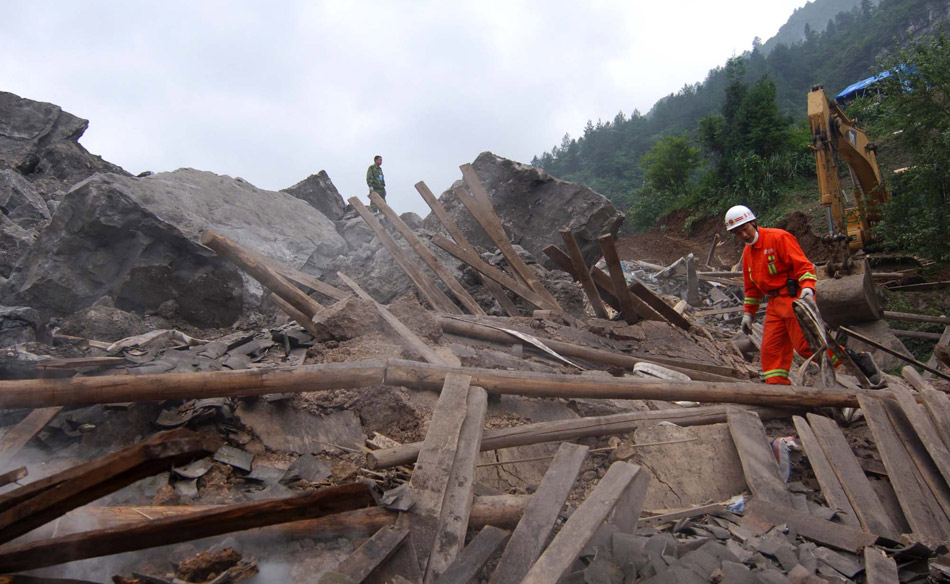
xmin=2 ymin=1 xmax=809 ymax=217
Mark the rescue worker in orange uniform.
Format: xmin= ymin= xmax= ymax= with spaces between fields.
xmin=725 ymin=205 xmax=821 ymax=385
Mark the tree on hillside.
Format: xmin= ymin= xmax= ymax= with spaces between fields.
xmin=851 ymin=31 xmax=950 ymax=260
xmin=629 ymin=133 xmax=701 ymax=230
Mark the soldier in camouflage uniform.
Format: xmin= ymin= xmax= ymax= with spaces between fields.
xmin=366 ymin=155 xmax=386 ymax=213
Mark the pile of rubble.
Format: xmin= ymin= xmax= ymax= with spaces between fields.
xmin=2 ymin=91 xmax=950 ymax=583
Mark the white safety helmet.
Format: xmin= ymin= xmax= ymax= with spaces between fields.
xmin=724 ymin=205 xmax=756 ymax=231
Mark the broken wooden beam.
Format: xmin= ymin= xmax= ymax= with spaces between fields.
xmin=0 ymin=482 xmax=376 ymax=573
xmin=200 ymin=230 xmax=324 ymax=318
xmin=370 ymin=190 xmax=486 ymax=316
xmin=0 ymin=361 xmax=386 ymax=409
xmin=16 ymin=495 xmax=529 ymax=545
xmin=269 ymin=293 xmax=322 ymax=337
xmin=889 ymin=329 xmax=943 ymax=341
xmin=318 ymin=522 xmax=410 ymax=584
xmin=0 ymin=468 xmax=26 ymax=490
xmin=384 ymin=359 xmax=862 ymax=408
xmin=888 ymin=384 xmax=950 ymax=488
xmin=520 ymin=462 xmax=648 ymax=584
xmin=488 ymin=443 xmax=588 ymax=584
xmin=685 ymin=254 xmax=701 ymax=307
xmin=34 ymin=357 xmax=127 ymax=371
xmin=704 ymin=233 xmax=720 ymax=268
xmin=792 ymin=416 xmax=861 ymax=528
xmin=408 ymin=373 xmax=487 ymax=583
xmin=883 ymin=311 xmax=950 ymax=326
xmin=458 ymin=164 xmax=562 ymax=310
xmin=368 ymin=404 xmax=793 ymax=469
xmin=348 ymin=196 xmax=461 ymax=314
xmin=841 ymin=325 xmax=950 ymax=380
xmin=432 ymin=234 xmax=551 ymax=310
xmin=559 ymin=229 xmax=607 ymax=319
xmin=804 ymin=413 xmax=899 ymax=540
xmin=598 ymin=234 xmax=651 ymax=324
xmin=338 ymin=272 xmax=444 ymax=365
xmin=541 ymin=244 xmax=622 ymax=312
xmin=416 ymin=181 xmax=518 ymax=316
xmin=727 ymin=408 xmax=793 ymax=507
xmin=0 ymin=407 xmax=62 ymax=469
xmin=0 ymin=428 xmax=220 ymax=545
xmin=863 ymin=547 xmax=899 ymax=583
xmin=435 ymin=526 xmax=510 ymax=584
xmin=438 ymin=316 xmax=735 ymax=381
xmin=744 ymin=498 xmax=879 ymax=553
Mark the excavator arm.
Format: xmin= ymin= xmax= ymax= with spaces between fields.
xmin=808 ymin=86 xmax=889 ymax=274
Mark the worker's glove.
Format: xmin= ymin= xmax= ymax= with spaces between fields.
xmin=799 ymin=288 xmax=815 ymax=302
xmin=741 ymin=313 xmax=754 ymax=336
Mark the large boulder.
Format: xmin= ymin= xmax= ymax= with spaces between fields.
xmin=2 ymin=169 xmax=349 ymax=327
xmin=281 ymin=170 xmax=346 ymax=221
xmin=422 ymin=152 xmax=624 ymax=268
xmin=0 ymin=91 xmax=127 ymax=194
xmin=0 ymin=170 xmax=52 ymax=277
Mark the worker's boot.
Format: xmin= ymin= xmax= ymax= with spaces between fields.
xmin=845 ymin=348 xmax=882 ymax=386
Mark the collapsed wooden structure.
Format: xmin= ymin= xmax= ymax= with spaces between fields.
xmin=1 ymin=165 xmax=949 ymax=582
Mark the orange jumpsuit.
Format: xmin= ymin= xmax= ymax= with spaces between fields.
xmin=742 ymin=228 xmax=819 ymax=384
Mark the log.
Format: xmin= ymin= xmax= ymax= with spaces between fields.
xmin=0 ymin=429 xmax=220 ymax=545
xmin=815 ymin=271 xmax=881 ymax=327
xmin=542 ymin=244 xmax=621 ymax=312
xmin=884 ymin=311 xmax=950 ymax=326
xmin=337 ymin=272 xmax=443 ymax=365
xmin=0 ymin=482 xmax=376 ymax=573
xmin=0 ymin=361 xmax=386 ymax=409
xmin=598 ymin=235 xmax=647 ymax=324
xmin=200 ymin=230 xmax=323 ymax=318
xmin=415 ymin=181 xmax=518 ymax=316
xmin=891 ymin=329 xmax=943 ymax=341
xmin=269 ymin=293 xmax=322 ymax=337
xmin=384 ymin=359 xmax=861 ymax=408
xmin=437 ymin=316 xmax=736 ymax=381
xmin=15 ymin=495 xmax=530 ymax=544
xmin=559 ymin=229 xmax=607 ymax=319
xmin=368 ymin=404 xmax=793 ymax=469
xmin=840 ymin=326 xmax=950 ymax=381
xmin=348 ymin=196 xmax=461 ymax=314
xmin=369 ymin=191 xmax=485 ymax=316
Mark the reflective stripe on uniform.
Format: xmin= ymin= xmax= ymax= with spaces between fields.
xmin=799 ymin=272 xmax=817 ymax=282
xmin=744 ymin=297 xmax=763 ymax=305
xmin=763 ymin=369 xmax=789 ymax=379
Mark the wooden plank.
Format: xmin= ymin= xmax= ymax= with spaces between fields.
xmin=686 ymin=254 xmax=701 ymax=306
xmin=432 ymin=235 xmax=550 ymax=310
xmin=863 ymin=547 xmax=899 ymax=583
xmin=880 ymin=397 xmax=950 ymax=521
xmin=884 ymin=312 xmax=950 ymax=325
xmin=889 ymin=384 xmax=950 ymax=487
xmin=408 ymin=373 xmax=486 ymax=582
xmin=597 ymin=234 xmax=657 ymax=324
xmin=806 ymin=413 xmax=899 ymax=539
xmin=520 ymin=462 xmax=647 ymax=584
xmin=489 ymin=443 xmax=589 ymax=584
xmin=559 ymin=229 xmax=607 ymax=319
xmin=416 ymin=180 xmax=518 ymax=316
xmin=434 ymin=526 xmax=510 ymax=584
xmin=640 ymin=503 xmax=726 ymax=525
xmin=0 ymin=407 xmax=62 ymax=469
xmin=370 ymin=191 xmax=485 ymax=317
xmin=744 ymin=498 xmax=877 ymax=553
xmin=885 ymin=280 xmax=950 ymax=292
xmin=35 ymin=357 xmax=127 ymax=370
xmin=902 ymin=366 xmax=938 ymax=393
xmin=0 ymin=429 xmax=220 ymax=545
xmin=921 ymin=388 xmax=950 ymax=451
xmin=319 ymin=523 xmax=410 ymax=584
xmin=857 ymin=394 xmax=950 ymax=542
xmin=0 ymin=482 xmax=376 ymax=573
xmin=337 ymin=271 xmax=443 ymax=365
xmin=348 ymin=196 xmax=461 ymax=314
xmin=705 ymin=233 xmax=720 ymax=268
xmin=239 ymin=243 xmax=347 ymax=301
xmin=892 ymin=329 xmax=943 ymax=341
xmin=727 ymin=407 xmax=793 ymax=506
xmin=792 ymin=416 xmax=861 ymax=528
xmin=840 ymin=325 xmax=950 ymax=381
xmin=269 ymin=293 xmax=323 ymax=337
xmin=695 ymin=305 xmax=745 ymax=317
xmin=458 ymin=164 xmax=561 ymax=310
xmin=926 ymin=324 xmax=950 ymax=374
xmin=0 ymin=467 xmax=26 ymax=489
xmin=200 ymin=230 xmax=324 ymax=318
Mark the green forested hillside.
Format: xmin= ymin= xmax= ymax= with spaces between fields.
xmin=533 ymin=0 xmax=950 ymax=237
xmin=761 ymin=0 xmax=878 ymax=54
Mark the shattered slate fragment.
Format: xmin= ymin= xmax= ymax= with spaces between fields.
xmin=213 ymin=445 xmax=254 ymax=472
xmin=173 ymin=478 xmax=199 ymax=498
xmin=172 ymin=458 xmax=213 ymax=480
xmin=244 ymin=464 xmax=286 ymax=485
xmin=281 ymin=454 xmax=332 ymax=484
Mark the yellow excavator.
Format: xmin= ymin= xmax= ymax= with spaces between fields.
xmin=807 ymin=85 xmax=890 ymax=277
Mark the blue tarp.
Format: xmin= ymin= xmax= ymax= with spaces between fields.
xmin=835 ymin=71 xmax=894 ymax=104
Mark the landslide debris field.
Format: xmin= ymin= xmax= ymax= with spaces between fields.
xmin=1 ymin=91 xmax=950 ymax=583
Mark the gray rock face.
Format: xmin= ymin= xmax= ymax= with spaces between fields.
xmin=0 ymin=170 xmax=52 ymax=277
xmin=0 ymin=306 xmax=41 ymax=347
xmin=0 ymin=91 xmax=127 ymax=192
xmin=422 ymin=151 xmax=624 ymax=268
xmin=3 ymin=169 xmax=349 ymax=327
xmin=282 ymin=170 xmax=346 ymax=221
